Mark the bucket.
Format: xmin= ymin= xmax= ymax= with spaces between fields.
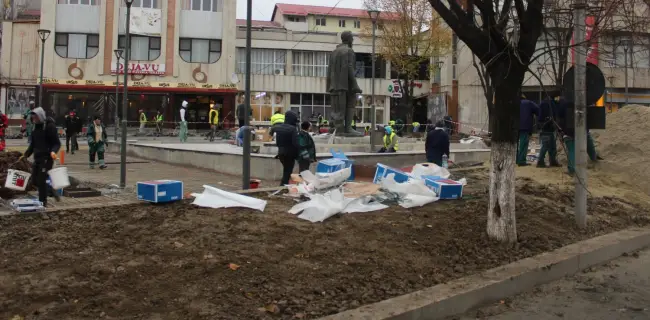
xmin=5 ymin=169 xmax=31 ymax=191
xmin=249 ymin=179 xmax=261 ymax=189
xmin=47 ymin=167 xmax=70 ymax=190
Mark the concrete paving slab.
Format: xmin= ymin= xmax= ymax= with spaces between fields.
xmin=318 ymin=227 xmax=650 ymax=320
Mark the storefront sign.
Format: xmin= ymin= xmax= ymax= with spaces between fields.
xmin=110 ymin=62 xmax=166 ymax=75
xmin=41 ymin=79 xmax=237 ymax=90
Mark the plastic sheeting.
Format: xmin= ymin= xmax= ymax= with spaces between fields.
xmin=288 ymin=189 xmax=388 ymax=223
xmin=410 ymin=163 xmax=450 ymax=179
xmin=192 ymin=185 xmax=267 ymax=212
xmin=380 ymin=173 xmax=440 ymax=208
xmin=300 ymin=168 xmax=351 ymax=190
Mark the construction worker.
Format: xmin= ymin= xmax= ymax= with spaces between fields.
xmin=138 ymin=109 xmax=147 ymax=135
xmin=517 ymin=95 xmax=541 ymax=166
xmin=155 ymin=110 xmax=163 ymax=136
xmin=537 ymin=97 xmax=561 ymax=168
xmin=412 ymin=121 xmax=421 ymax=133
xmin=87 ymin=115 xmax=108 ymax=169
xmin=179 ymin=100 xmax=188 ymax=143
xmin=364 ymin=125 xmax=370 ymax=136
xmin=425 ymin=121 xmax=450 ymax=166
xmin=351 ymin=115 xmax=359 ymax=131
xmin=379 ymin=126 xmax=398 ymax=153
xmin=208 ymin=104 xmax=219 ymax=142
xmin=271 ymin=109 xmax=285 ymax=125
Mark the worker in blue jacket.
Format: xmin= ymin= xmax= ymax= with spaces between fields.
xmin=517 ymin=95 xmax=541 ymax=166
xmin=537 ymin=97 xmax=561 ymax=168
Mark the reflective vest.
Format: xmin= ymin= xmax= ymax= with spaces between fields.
xmin=209 ymin=109 xmax=219 ymax=125
xmin=156 ymin=114 xmax=163 ymax=123
xmin=383 ymin=132 xmax=399 ymax=151
xmin=271 ymin=113 xmax=285 ymax=125
xmin=139 ymin=113 xmax=147 ymax=124
xmin=389 ymin=120 xmax=396 ymax=127
xmin=351 ymin=120 xmax=356 ymax=127
xmin=412 ymin=121 xmax=420 ymax=127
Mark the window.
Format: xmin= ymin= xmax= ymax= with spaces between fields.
xmin=354 ymin=20 xmax=361 ymax=28
xmin=289 ymin=93 xmax=330 ymax=121
xmin=54 ymin=33 xmax=100 ymax=59
xmin=235 ymin=48 xmax=286 ymax=75
xmin=360 ymin=95 xmax=385 ymax=124
xmin=179 ymin=38 xmax=222 ymax=63
xmin=339 ymin=19 xmax=346 ymax=28
xmin=292 ymin=51 xmax=329 ymax=77
xmin=244 ymin=92 xmax=285 ymax=122
xmin=121 ymin=0 xmax=160 ymax=8
xmin=534 ymin=37 xmax=558 ymax=67
xmin=118 ymin=35 xmax=161 ymax=61
xmin=287 ymin=15 xmax=305 ymax=22
xmin=184 ymin=0 xmax=222 ymax=12
xmin=58 ymin=0 xmax=101 ymax=4
xmin=315 ymin=17 xmax=326 ymax=26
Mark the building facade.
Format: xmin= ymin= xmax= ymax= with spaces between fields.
xmin=0 ymin=1 xmax=439 ymax=127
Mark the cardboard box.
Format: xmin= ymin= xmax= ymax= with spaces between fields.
xmin=255 ymin=129 xmax=272 ymax=142
xmin=330 ymin=149 xmax=355 ymax=180
xmin=137 ymin=180 xmax=184 ymax=203
xmin=373 ymin=163 xmax=411 ymax=184
xmin=422 ymin=176 xmax=463 ymax=199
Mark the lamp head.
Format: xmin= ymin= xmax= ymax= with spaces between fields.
xmin=114 ymin=49 xmax=124 ymax=59
xmin=37 ymin=29 xmax=51 ymax=41
xmin=435 ymin=61 xmax=444 ymax=69
xmin=124 ymin=0 xmax=134 ymax=6
xmin=367 ymin=9 xmax=381 ymax=22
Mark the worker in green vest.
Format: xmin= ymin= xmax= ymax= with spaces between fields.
xmin=389 ymin=120 xmax=396 ymax=127
xmin=271 ymin=109 xmax=285 ymax=125
xmin=379 ymin=126 xmax=399 ymax=153
xmin=155 ymin=110 xmax=163 ymax=137
xmin=208 ymin=104 xmax=219 ymax=142
xmin=412 ymin=121 xmax=420 ymax=133
xmin=138 ymin=109 xmax=147 ymax=135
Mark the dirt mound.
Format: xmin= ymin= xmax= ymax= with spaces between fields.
xmin=591 ymin=105 xmax=650 ymax=192
xmin=0 ymin=151 xmax=33 ymax=199
xmin=1 ymin=172 xmax=649 ymax=320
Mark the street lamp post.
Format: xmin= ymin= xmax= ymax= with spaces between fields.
xmin=537 ymin=65 xmax=544 ymax=103
xmin=37 ymin=29 xmax=51 ymax=109
xmin=120 ymin=0 xmax=134 ymax=189
xmin=622 ymin=39 xmax=630 ymax=105
xmin=114 ymin=49 xmax=124 ymax=140
xmin=367 ymin=9 xmax=380 ymax=152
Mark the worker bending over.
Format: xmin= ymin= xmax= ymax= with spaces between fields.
xmin=379 ymin=126 xmax=398 ymax=153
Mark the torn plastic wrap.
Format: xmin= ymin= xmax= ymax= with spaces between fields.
xmin=300 ymin=168 xmax=351 ymax=190
xmin=288 ymin=189 xmax=388 ymax=223
xmin=410 ymin=163 xmax=451 ymax=179
xmin=192 ymin=185 xmax=267 ymax=212
xmin=380 ymin=173 xmax=440 ymax=208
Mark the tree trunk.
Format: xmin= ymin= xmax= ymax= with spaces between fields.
xmin=486 ymin=83 xmax=520 ymax=243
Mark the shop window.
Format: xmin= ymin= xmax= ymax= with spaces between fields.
xmin=235 ymin=48 xmax=286 ymax=75
xmin=289 ymin=93 xmax=330 ymax=121
xmin=292 ymin=51 xmax=329 ymax=77
xmin=118 ymin=35 xmax=161 ymax=61
xmin=247 ymin=92 xmax=285 ymax=122
xmin=179 ymin=38 xmax=222 ymax=64
xmin=54 ymin=33 xmax=100 ymax=59
xmin=183 ymin=0 xmax=222 ymax=12
xmin=58 ymin=0 xmax=100 ymax=5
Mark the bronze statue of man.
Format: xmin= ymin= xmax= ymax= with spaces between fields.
xmin=326 ymin=31 xmax=363 ymax=136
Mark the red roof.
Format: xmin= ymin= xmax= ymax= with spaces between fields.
xmin=236 ymin=19 xmax=283 ymax=29
xmin=272 ymin=3 xmax=399 ymax=21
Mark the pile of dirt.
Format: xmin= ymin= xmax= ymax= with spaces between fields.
xmin=0 ymin=151 xmax=33 ymax=198
xmin=591 ymin=105 xmax=650 ymax=192
xmin=1 ymin=171 xmax=649 ymax=320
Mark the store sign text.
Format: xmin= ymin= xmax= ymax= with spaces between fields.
xmin=111 ymin=62 xmax=166 ymax=75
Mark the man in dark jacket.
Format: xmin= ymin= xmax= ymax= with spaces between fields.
xmin=64 ymin=110 xmax=81 ymax=154
xmin=297 ymin=121 xmax=316 ymax=173
xmin=537 ymin=98 xmax=561 ymax=168
xmin=517 ymin=96 xmax=541 ymax=166
xmin=22 ymin=107 xmax=61 ymax=206
xmin=236 ymin=95 xmax=250 ymax=127
xmin=272 ymin=111 xmax=300 ymax=185
xmin=425 ymin=120 xmax=451 ymax=166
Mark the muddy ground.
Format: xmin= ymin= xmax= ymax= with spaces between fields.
xmin=1 ymin=170 xmax=650 ymax=320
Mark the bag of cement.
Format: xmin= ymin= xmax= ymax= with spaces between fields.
xmin=410 ymin=163 xmax=450 ymax=179
xmin=380 ymin=173 xmax=439 ymax=208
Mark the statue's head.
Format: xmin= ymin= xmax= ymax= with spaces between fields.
xmin=341 ymin=31 xmax=353 ymax=47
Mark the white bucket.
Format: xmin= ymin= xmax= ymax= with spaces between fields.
xmin=48 ymin=167 xmax=70 ymax=190
xmin=5 ymin=169 xmax=31 ymax=191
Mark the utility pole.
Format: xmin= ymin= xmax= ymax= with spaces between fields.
xmin=242 ymin=0 xmax=252 ymax=189
xmin=623 ymin=40 xmax=630 ymax=105
xmin=573 ymin=0 xmax=587 ymax=229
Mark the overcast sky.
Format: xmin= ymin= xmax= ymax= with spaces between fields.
xmin=236 ymin=0 xmax=366 ymax=20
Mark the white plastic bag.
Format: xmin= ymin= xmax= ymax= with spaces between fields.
xmin=289 ymin=189 xmax=387 ymax=222
xmin=410 ymin=163 xmax=450 ymax=179
xmin=380 ymin=173 xmax=439 ymax=208
xmin=192 ymin=185 xmax=267 ymax=212
xmin=300 ymin=168 xmax=350 ymax=190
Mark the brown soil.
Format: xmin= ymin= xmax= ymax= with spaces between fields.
xmin=2 ymin=171 xmax=649 ymax=320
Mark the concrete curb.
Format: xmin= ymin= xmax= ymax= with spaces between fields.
xmin=319 ymin=227 xmax=650 ymax=320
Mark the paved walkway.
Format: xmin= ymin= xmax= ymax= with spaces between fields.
xmin=455 ymin=248 xmax=650 ymax=319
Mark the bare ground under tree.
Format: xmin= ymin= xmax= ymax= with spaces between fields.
xmin=2 ymin=168 xmax=649 ymax=320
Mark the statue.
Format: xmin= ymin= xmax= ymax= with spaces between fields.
xmin=326 ymin=31 xmax=363 ymax=136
